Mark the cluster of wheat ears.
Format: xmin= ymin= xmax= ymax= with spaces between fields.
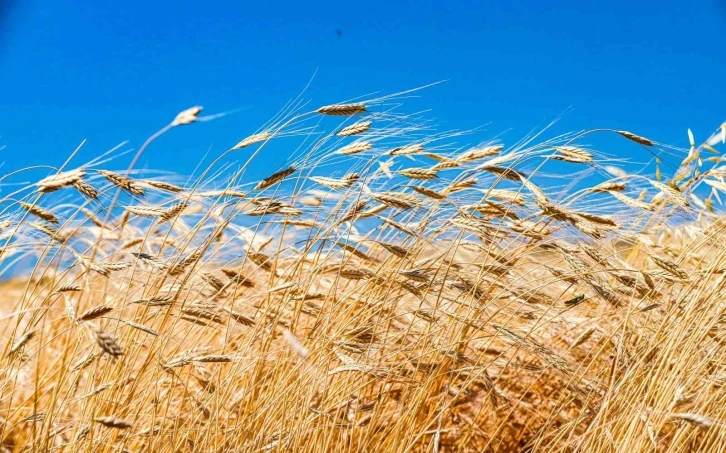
xmin=1 ymin=87 xmax=725 ymax=452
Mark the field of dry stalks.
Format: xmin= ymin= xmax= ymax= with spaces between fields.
xmin=1 ymin=89 xmax=726 ymax=452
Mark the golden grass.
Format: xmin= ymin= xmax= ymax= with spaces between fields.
xmin=1 ymin=91 xmax=726 ymax=452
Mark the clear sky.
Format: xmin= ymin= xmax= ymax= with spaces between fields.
xmin=0 ymin=0 xmax=724 ymax=179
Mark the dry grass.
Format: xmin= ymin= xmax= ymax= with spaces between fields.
xmin=1 ymin=90 xmax=726 ymax=452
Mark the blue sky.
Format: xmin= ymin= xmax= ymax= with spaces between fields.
xmin=0 ymin=0 xmax=724 ymax=181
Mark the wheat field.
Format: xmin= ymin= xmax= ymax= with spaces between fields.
xmin=1 ymin=88 xmax=726 ymax=452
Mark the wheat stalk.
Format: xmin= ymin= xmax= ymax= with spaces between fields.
xmin=618 ymin=130 xmax=654 ymax=146
xmin=398 ymin=168 xmax=438 ymax=180
xmin=99 ymin=170 xmax=145 ymax=196
xmin=94 ymin=416 xmax=133 ymax=429
xmin=19 ymin=202 xmax=59 ymax=224
xmin=255 ymin=167 xmax=296 ymax=191
xmin=316 ymin=103 xmax=367 ymax=116
xmin=337 ymin=121 xmax=372 ymax=137
xmin=335 ymin=141 xmax=373 ymax=155
xmin=172 ymin=106 xmax=203 ymax=126
xmin=36 ymin=169 xmax=86 ymax=193
xmin=233 ymin=131 xmax=272 ymax=149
